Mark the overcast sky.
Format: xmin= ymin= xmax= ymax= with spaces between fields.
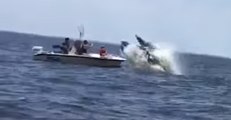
xmin=0 ymin=0 xmax=231 ymax=57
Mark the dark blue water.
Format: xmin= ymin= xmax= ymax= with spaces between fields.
xmin=0 ymin=31 xmax=231 ymax=120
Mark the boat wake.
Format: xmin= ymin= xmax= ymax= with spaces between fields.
xmin=121 ymin=39 xmax=182 ymax=75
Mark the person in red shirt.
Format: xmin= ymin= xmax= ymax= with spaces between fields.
xmin=99 ymin=46 xmax=107 ymax=57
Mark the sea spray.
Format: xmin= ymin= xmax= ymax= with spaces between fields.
xmin=122 ymin=42 xmax=182 ymax=75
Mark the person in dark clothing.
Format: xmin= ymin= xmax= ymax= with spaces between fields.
xmin=64 ymin=37 xmax=71 ymax=52
xmin=74 ymin=40 xmax=82 ymax=54
xmin=78 ymin=40 xmax=93 ymax=55
xmin=60 ymin=42 xmax=68 ymax=54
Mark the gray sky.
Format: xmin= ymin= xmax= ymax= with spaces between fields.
xmin=0 ymin=0 xmax=231 ymax=57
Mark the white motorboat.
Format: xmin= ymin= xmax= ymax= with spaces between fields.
xmin=32 ymin=46 xmax=126 ymax=67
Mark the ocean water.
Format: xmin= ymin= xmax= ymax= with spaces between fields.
xmin=0 ymin=31 xmax=231 ymax=120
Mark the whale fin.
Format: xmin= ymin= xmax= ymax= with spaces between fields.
xmin=135 ymin=35 xmax=155 ymax=50
xmin=120 ymin=41 xmax=129 ymax=52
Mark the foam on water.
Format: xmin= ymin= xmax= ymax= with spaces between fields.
xmin=123 ymin=42 xmax=182 ymax=75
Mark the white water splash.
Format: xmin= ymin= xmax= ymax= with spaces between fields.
xmin=122 ymin=42 xmax=182 ymax=75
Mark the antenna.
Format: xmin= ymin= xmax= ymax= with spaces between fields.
xmin=78 ymin=25 xmax=84 ymax=40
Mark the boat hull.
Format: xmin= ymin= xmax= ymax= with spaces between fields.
xmin=33 ymin=53 xmax=125 ymax=67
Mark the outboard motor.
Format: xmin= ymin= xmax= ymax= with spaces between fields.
xmin=32 ymin=46 xmax=43 ymax=54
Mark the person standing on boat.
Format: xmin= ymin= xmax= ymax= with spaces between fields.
xmin=64 ymin=37 xmax=71 ymax=52
xmin=73 ymin=39 xmax=82 ymax=54
xmin=60 ymin=42 xmax=68 ymax=54
xmin=99 ymin=46 xmax=107 ymax=58
xmin=78 ymin=40 xmax=93 ymax=55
